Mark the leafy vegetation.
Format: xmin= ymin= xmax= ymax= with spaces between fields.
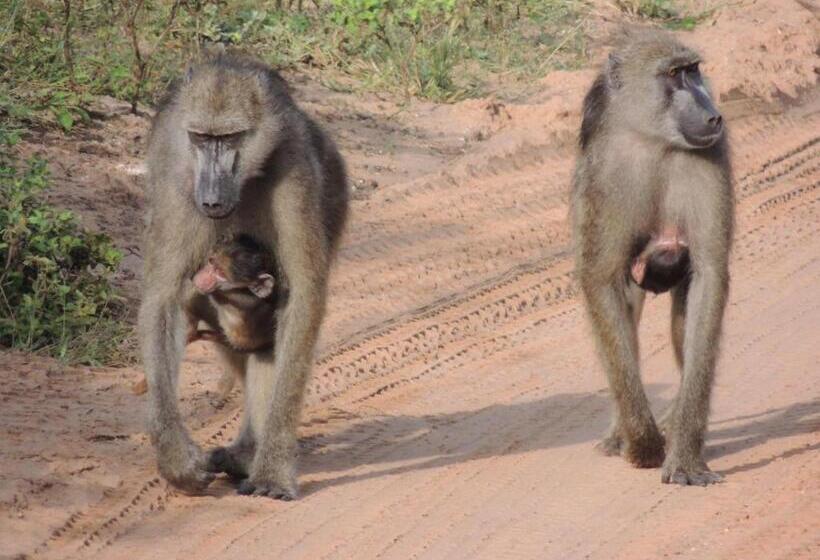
xmin=0 ymin=0 xmax=589 ymax=129
xmin=614 ymin=0 xmax=712 ymax=31
xmin=0 ymin=130 xmax=130 ymax=365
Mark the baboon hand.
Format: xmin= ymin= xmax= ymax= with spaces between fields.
xmin=154 ymin=429 xmax=214 ymax=494
xmin=661 ymin=454 xmax=723 ymax=486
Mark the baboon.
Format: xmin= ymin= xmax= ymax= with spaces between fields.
xmin=571 ymin=29 xmax=733 ymax=485
xmin=133 ymin=235 xmax=279 ymax=399
xmin=139 ymin=53 xmax=348 ymax=499
xmin=630 ymin=227 xmax=690 ymax=294
xmin=186 ymin=234 xmax=279 ymax=353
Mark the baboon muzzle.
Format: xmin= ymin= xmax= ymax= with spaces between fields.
xmin=194 ymin=141 xmax=239 ymax=219
xmin=196 ymin=172 xmax=237 ymax=218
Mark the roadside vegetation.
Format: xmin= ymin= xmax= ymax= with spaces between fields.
xmin=0 ymin=0 xmax=706 ymax=366
xmin=614 ymin=0 xmax=715 ymax=30
xmin=0 ymin=130 xmax=130 ymax=365
xmin=1 ymin=0 xmax=591 ymax=131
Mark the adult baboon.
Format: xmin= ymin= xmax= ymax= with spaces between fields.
xmin=571 ymin=29 xmax=732 ymax=485
xmin=139 ymin=53 xmax=348 ymax=499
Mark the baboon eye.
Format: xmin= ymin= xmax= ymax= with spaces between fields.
xmin=188 ymin=131 xmax=210 ymax=145
xmin=668 ymin=68 xmax=679 ymax=78
xmin=188 ymin=131 xmax=245 ymax=146
xmin=220 ymin=131 xmax=245 ymax=146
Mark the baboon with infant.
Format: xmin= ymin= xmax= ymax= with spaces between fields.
xmin=572 ymin=29 xmax=733 ymax=485
xmin=140 ymin=53 xmax=348 ymax=499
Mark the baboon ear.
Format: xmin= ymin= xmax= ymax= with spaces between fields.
xmin=606 ymin=53 xmax=623 ymax=90
xmin=249 ymin=273 xmax=275 ymax=299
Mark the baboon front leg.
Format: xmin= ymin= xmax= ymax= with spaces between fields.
xmin=584 ymin=280 xmax=664 ymax=468
xmin=140 ymin=295 xmax=214 ymax=493
xmin=659 ymin=284 xmax=688 ymax=436
xmin=238 ymin=179 xmax=328 ymax=500
xmin=661 ymin=270 xmax=727 ymax=485
xmin=239 ymin=288 xmax=324 ymax=499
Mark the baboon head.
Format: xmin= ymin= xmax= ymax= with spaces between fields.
xmin=193 ymin=235 xmax=276 ymax=299
xmin=604 ymin=29 xmax=724 ymax=150
xmin=178 ymin=55 xmax=291 ymax=218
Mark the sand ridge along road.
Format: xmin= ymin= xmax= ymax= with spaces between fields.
xmin=1 ymin=2 xmax=819 ymax=559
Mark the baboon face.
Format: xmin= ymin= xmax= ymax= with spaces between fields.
xmin=180 ymin=64 xmax=284 ymax=219
xmin=660 ymin=60 xmax=723 ymax=148
xmin=609 ymin=35 xmax=723 ymax=150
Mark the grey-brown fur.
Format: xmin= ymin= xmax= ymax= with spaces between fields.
xmin=139 ymin=53 xmax=348 ymax=499
xmin=571 ymin=28 xmax=733 ymax=485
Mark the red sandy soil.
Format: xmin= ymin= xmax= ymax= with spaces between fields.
xmin=1 ymin=1 xmax=818 ymax=558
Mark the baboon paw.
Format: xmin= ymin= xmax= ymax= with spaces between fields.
xmin=205 ymin=447 xmax=249 ymax=479
xmin=595 ymin=434 xmax=623 ymax=457
xmin=158 ymin=444 xmax=214 ymax=494
xmin=624 ymin=433 xmax=666 ymax=468
xmin=237 ymin=478 xmax=297 ymax=500
xmin=661 ymin=459 xmax=723 ymax=486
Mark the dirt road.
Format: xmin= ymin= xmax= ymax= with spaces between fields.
xmin=1 ymin=2 xmax=818 ymax=559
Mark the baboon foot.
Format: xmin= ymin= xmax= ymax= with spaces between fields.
xmin=155 ymin=432 xmax=214 ymax=494
xmin=206 ymin=446 xmax=252 ymax=480
xmin=595 ymin=434 xmax=623 ymax=456
xmin=662 ymin=456 xmax=723 ymax=486
xmin=238 ymin=459 xmax=298 ymax=500
xmin=624 ymin=430 xmax=666 ymax=468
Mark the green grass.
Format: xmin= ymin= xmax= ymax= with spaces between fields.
xmin=0 ymin=129 xmax=131 ymax=365
xmin=0 ymin=0 xmax=589 ymax=128
xmin=614 ymin=0 xmax=714 ymax=31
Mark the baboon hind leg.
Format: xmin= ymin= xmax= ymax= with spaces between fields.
xmin=585 ymin=279 xmax=664 ymax=468
xmin=214 ymin=344 xmax=246 ymax=401
xmin=659 ymin=283 xmax=687 ymax=436
xmin=596 ymin=282 xmax=647 ymax=457
xmin=207 ymin=346 xmax=253 ymax=479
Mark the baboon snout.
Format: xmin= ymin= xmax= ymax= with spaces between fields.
xmin=195 ymin=174 xmax=239 ymax=219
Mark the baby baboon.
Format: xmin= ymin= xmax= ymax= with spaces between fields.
xmin=132 ymin=235 xmax=276 ymax=398
xmin=571 ymin=29 xmax=733 ymax=485
xmin=187 ymin=235 xmax=278 ymax=350
xmin=139 ymin=53 xmax=348 ymax=499
xmin=630 ymin=227 xmax=690 ymax=294
xmin=187 ymin=234 xmax=279 ymax=399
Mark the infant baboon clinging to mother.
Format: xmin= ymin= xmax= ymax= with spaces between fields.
xmin=133 ymin=235 xmax=278 ymax=398
xmin=140 ymin=53 xmax=348 ymax=499
xmin=187 ymin=234 xmax=280 ymax=398
xmin=571 ymin=29 xmax=733 ymax=485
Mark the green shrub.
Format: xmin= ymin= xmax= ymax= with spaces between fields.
xmin=0 ymin=131 xmax=130 ymax=365
xmin=614 ymin=0 xmax=711 ymax=30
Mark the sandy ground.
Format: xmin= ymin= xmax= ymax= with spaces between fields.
xmin=1 ymin=1 xmax=818 ymax=559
